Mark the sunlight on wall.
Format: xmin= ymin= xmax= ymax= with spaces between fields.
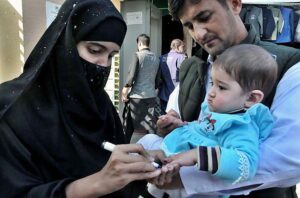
xmin=112 ymin=0 xmax=121 ymax=10
xmin=19 ymin=19 xmax=25 ymax=69
xmin=7 ymin=0 xmax=22 ymax=16
xmin=0 ymin=0 xmax=23 ymax=82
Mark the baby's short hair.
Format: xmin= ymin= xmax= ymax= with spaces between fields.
xmin=213 ymin=44 xmax=278 ymax=98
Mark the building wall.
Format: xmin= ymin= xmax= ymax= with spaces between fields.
xmin=112 ymin=0 xmax=121 ymax=10
xmin=23 ymin=0 xmax=64 ymax=61
xmin=0 ymin=0 xmax=65 ymax=83
xmin=0 ymin=0 xmax=23 ymax=82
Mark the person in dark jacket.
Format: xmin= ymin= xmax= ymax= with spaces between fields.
xmin=153 ymin=0 xmax=300 ymax=197
xmin=0 ymin=0 xmax=162 ymax=197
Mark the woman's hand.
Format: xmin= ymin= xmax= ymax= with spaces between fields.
xmin=66 ymin=144 xmax=161 ymax=197
xmin=157 ymin=110 xmax=187 ymax=137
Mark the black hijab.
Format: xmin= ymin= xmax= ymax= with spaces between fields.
xmin=0 ymin=0 xmax=141 ymax=197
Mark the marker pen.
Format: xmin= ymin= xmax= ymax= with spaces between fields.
xmin=101 ymin=141 xmax=160 ymax=168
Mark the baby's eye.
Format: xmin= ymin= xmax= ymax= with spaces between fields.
xmin=218 ymin=85 xmax=226 ymax=90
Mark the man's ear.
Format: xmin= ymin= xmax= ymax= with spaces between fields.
xmin=228 ymin=0 xmax=242 ymax=15
xmin=244 ymin=90 xmax=264 ymax=108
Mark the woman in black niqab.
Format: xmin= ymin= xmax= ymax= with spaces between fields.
xmin=0 ymin=0 xmax=161 ymax=197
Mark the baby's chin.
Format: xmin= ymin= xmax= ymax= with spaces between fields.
xmin=208 ymin=105 xmax=217 ymax=112
xmin=208 ymin=105 xmax=224 ymax=113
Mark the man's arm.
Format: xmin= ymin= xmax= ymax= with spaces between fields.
xmin=124 ymin=53 xmax=139 ymax=87
xmin=121 ymin=54 xmax=139 ymax=102
xmin=156 ymin=85 xmax=187 ymax=136
xmin=180 ymin=62 xmax=300 ymax=196
xmin=257 ymin=61 xmax=300 ymax=174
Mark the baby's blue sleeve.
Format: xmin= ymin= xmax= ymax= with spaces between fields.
xmin=213 ymin=104 xmax=274 ymax=184
xmin=214 ymin=123 xmax=259 ymax=184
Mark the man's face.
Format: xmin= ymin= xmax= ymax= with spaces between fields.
xmin=178 ymin=0 xmax=240 ymax=56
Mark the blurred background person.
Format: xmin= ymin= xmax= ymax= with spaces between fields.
xmin=122 ymin=34 xmax=160 ymax=143
xmin=158 ymin=39 xmax=186 ymax=112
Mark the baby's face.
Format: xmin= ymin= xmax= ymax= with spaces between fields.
xmin=207 ymin=67 xmax=248 ymax=113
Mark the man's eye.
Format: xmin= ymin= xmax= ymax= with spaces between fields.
xmin=197 ymin=12 xmax=211 ymax=22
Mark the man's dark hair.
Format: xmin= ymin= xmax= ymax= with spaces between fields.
xmin=213 ymin=44 xmax=278 ymax=98
xmin=136 ymin=33 xmax=150 ymax=46
xmin=168 ymin=0 xmax=228 ymax=20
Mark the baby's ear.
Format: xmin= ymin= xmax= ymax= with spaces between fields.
xmin=244 ymin=90 xmax=264 ymax=108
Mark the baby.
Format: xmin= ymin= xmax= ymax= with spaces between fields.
xmin=139 ymin=44 xmax=278 ymax=197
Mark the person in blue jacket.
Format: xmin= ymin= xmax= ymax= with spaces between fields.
xmin=140 ymin=44 xmax=278 ymax=197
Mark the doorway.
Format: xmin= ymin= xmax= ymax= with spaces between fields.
xmin=161 ymin=14 xmax=184 ymax=55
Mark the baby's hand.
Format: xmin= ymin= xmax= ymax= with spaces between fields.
xmin=148 ymin=163 xmax=180 ymax=188
xmin=166 ymin=149 xmax=198 ymax=167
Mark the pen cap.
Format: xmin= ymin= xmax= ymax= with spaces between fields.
xmin=102 ymin=141 xmax=115 ymax=152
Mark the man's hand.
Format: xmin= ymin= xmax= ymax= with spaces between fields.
xmin=121 ymin=87 xmax=130 ymax=102
xmin=156 ymin=110 xmax=187 ymax=137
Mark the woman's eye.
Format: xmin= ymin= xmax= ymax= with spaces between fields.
xmin=88 ymin=48 xmax=102 ymax=54
xmin=88 ymin=49 xmax=97 ymax=54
